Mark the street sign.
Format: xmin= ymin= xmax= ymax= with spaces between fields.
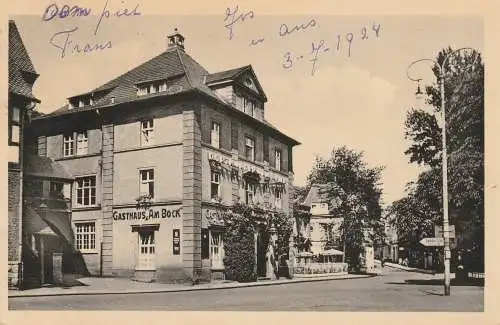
xmin=435 ymin=225 xmax=455 ymax=239
xmin=419 ymin=237 xmax=444 ymax=247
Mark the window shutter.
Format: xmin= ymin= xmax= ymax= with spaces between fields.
xmin=231 ymin=121 xmax=239 ymax=150
xmin=201 ymin=228 xmax=210 ymax=259
xmin=263 ymin=136 xmax=269 ymax=162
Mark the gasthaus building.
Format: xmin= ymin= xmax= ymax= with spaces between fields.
xmin=29 ymin=30 xmax=300 ymax=283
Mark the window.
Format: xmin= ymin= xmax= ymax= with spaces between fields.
xmin=275 ymin=149 xmax=282 ymax=171
xmin=141 ymin=120 xmax=154 ymax=146
xmin=137 ymin=81 xmax=167 ymax=96
xmin=11 ymin=125 xmax=20 ymax=143
xmin=275 ymin=189 xmax=282 ymax=209
xmin=9 ymin=107 xmax=21 ymax=144
xmin=138 ymin=230 xmax=155 ymax=270
xmin=245 ymin=137 xmax=255 ymax=161
xmin=76 ymin=176 xmax=96 ymax=207
xmin=63 ymin=133 xmax=75 ymax=157
xmin=245 ymin=182 xmax=256 ymax=204
xmin=243 ymin=98 xmax=255 ymax=117
xmin=75 ymin=222 xmax=96 ymax=252
xmin=210 ymin=171 xmax=220 ymax=201
xmin=210 ymin=231 xmax=224 ymax=269
xmin=139 ymin=169 xmax=154 ymax=198
xmin=50 ymin=182 xmax=65 ymax=199
xmin=76 ymin=131 xmax=88 ymax=155
xmin=12 ymin=107 xmax=20 ymax=123
xmin=211 ymin=121 xmax=220 ymax=148
xmin=25 ymin=180 xmax=43 ymax=197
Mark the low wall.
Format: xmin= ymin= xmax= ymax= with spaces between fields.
xmin=293 ymin=262 xmax=348 ymax=277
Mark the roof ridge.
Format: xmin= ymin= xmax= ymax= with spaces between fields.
xmin=86 ymin=49 xmax=179 ymax=95
xmin=175 ymin=47 xmax=194 ymax=89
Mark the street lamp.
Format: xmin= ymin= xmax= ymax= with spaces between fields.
xmin=406 ymin=47 xmax=478 ymax=296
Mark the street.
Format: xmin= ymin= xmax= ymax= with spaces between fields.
xmin=8 ymin=269 xmax=483 ymax=311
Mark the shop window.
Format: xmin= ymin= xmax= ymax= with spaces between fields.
xmin=63 ymin=133 xmax=75 ymax=157
xmin=139 ymin=169 xmax=155 ymax=198
xmin=245 ymin=182 xmax=256 ymax=205
xmin=275 ymin=149 xmax=282 ymax=171
xmin=210 ymin=231 xmax=224 ymax=269
xmin=245 ymin=136 xmax=255 ymax=161
xmin=138 ymin=230 xmax=155 ymax=270
xmin=76 ymin=131 xmax=88 ymax=155
xmin=75 ymin=176 xmax=96 ymax=207
xmin=75 ymin=222 xmax=96 ymax=252
xmin=211 ymin=121 xmax=220 ymax=148
xmin=210 ymin=171 xmax=221 ymax=201
xmin=140 ymin=119 xmax=154 ymax=146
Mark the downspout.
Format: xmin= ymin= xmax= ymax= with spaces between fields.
xmin=17 ymin=101 xmax=26 ymax=289
xmin=97 ymin=108 xmax=104 ymax=277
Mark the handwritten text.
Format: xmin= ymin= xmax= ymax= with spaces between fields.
xmin=224 ymin=5 xmax=255 ymax=40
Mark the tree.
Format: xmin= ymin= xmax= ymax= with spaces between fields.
xmin=307 ymin=146 xmax=385 ymax=270
xmin=396 ymin=47 xmax=484 ymax=270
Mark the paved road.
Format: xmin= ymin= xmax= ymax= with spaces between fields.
xmin=8 ymin=268 xmax=483 ymax=311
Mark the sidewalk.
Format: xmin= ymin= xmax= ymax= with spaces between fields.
xmin=8 ymin=273 xmax=372 ymax=298
xmin=384 ymin=262 xmax=455 ymax=277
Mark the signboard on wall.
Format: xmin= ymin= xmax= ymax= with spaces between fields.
xmin=173 ymin=229 xmax=180 ymax=255
xmin=112 ymin=206 xmax=182 ymax=222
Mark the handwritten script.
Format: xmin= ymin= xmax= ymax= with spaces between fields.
xmin=43 ymin=0 xmax=141 ymax=59
xmin=223 ymin=6 xmax=382 ymax=76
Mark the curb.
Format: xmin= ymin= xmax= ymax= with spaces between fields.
xmin=8 ymin=274 xmax=374 ymax=298
xmin=384 ymin=263 xmax=436 ymax=274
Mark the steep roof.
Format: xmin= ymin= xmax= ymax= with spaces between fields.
xmin=38 ymin=42 xmax=298 ymax=145
xmin=205 ymin=65 xmax=250 ymax=84
xmin=8 ymin=20 xmax=40 ymax=102
xmin=301 ymin=184 xmax=331 ymax=207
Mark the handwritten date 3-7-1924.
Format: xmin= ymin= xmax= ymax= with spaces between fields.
xmin=282 ymin=23 xmax=381 ymax=76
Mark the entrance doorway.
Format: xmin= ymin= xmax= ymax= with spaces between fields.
xmin=256 ymin=227 xmax=268 ymax=277
xmin=138 ymin=230 xmax=156 ymax=270
xmin=36 ymin=234 xmax=64 ymax=284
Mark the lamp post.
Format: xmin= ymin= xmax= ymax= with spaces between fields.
xmin=406 ymin=47 xmax=477 ymax=296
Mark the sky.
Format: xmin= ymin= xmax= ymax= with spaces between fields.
xmin=12 ymin=12 xmax=483 ymax=206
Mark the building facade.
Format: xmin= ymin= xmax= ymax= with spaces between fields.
xmin=8 ymin=20 xmax=76 ymax=289
xmin=298 ymin=184 xmax=344 ymax=258
xmin=30 ymin=30 xmax=299 ymax=283
xmin=8 ymin=20 xmax=42 ymax=288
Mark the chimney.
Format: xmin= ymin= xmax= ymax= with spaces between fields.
xmin=167 ymin=28 xmax=185 ymax=51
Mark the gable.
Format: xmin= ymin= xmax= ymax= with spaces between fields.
xmin=235 ymin=70 xmax=267 ymax=101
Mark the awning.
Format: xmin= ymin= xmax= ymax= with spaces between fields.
xmin=25 ymin=206 xmax=73 ymax=245
xmin=24 ymin=206 xmax=57 ymax=237
xmin=24 ymin=154 xmax=73 ymax=181
xmin=321 ymin=248 xmax=344 ymax=256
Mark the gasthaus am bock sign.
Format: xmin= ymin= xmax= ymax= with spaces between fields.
xmin=113 ymin=206 xmax=182 ymax=221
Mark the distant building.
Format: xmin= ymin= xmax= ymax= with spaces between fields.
xmin=29 ymin=29 xmax=300 ymax=283
xmin=380 ymin=214 xmax=398 ymax=262
xmin=299 ymin=184 xmax=343 ymax=257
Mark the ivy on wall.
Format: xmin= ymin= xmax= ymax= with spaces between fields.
xmin=221 ymin=203 xmax=294 ymax=282
xmin=222 ymin=203 xmax=257 ymax=282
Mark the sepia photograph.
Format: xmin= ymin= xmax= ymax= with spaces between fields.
xmin=5 ymin=1 xmax=487 ymax=314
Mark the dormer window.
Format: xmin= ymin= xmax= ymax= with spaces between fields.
xmin=137 ymin=80 xmax=168 ymax=96
xmin=71 ymin=96 xmax=94 ymax=109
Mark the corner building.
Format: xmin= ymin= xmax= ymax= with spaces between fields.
xmin=30 ymin=30 xmax=300 ymax=283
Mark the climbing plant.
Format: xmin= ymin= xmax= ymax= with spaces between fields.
xmin=222 ymin=203 xmax=257 ymax=282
